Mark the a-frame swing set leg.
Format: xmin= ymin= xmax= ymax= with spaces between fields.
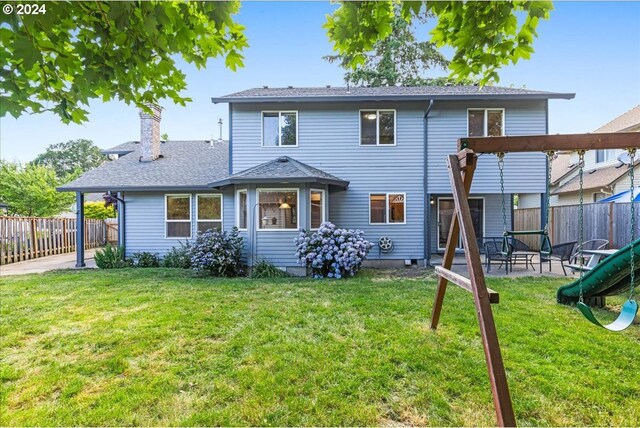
xmin=430 ymin=150 xmax=516 ymax=427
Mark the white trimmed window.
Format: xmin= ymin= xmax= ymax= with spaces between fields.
xmin=310 ymin=189 xmax=325 ymax=229
xmin=196 ymin=194 xmax=222 ymax=233
xmin=237 ymin=189 xmax=248 ymax=230
xmin=360 ymin=109 xmax=396 ymax=145
xmin=262 ymin=111 xmax=298 ymax=147
xmin=257 ymin=189 xmax=298 ymax=230
xmin=166 ymin=194 xmax=191 ymax=238
xmin=370 ymin=193 xmax=406 ymax=224
xmin=468 ymin=108 xmax=504 ymax=137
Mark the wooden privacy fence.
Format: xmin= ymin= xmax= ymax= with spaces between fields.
xmin=514 ymin=202 xmax=639 ymax=249
xmin=0 ymin=217 xmax=106 ymax=265
xmin=105 ymin=219 xmax=119 ymax=245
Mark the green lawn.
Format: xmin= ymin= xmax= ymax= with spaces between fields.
xmin=1 ymin=269 xmax=638 ymax=426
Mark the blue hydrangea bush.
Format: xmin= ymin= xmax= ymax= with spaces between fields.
xmin=190 ymin=227 xmax=244 ymax=277
xmin=294 ymin=222 xmax=372 ymax=278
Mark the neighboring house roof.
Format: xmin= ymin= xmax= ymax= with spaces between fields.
xmin=552 ymin=162 xmax=635 ymax=194
xmin=58 ymin=140 xmax=229 ymax=192
xmin=594 ymin=105 xmax=640 ymax=133
xmin=209 ymin=156 xmax=349 ymax=189
xmin=212 ymin=85 xmax=575 ymax=103
xmin=550 ymin=154 xmax=578 ymax=185
xmin=101 ymin=141 xmax=138 ymax=156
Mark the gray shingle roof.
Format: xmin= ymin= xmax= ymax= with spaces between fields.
xmin=212 ymin=85 xmax=575 ymax=103
xmin=101 ymin=141 xmax=138 ymax=155
xmin=552 ymin=161 xmax=637 ymax=194
xmin=58 ymin=140 xmax=229 ymax=192
xmin=209 ymin=156 xmax=349 ymax=189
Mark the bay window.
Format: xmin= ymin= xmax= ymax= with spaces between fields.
xmin=237 ymin=189 xmax=247 ymax=230
xmin=310 ymin=189 xmax=325 ymax=229
xmin=257 ymin=189 xmax=298 ymax=230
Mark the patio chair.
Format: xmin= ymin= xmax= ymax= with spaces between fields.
xmin=481 ymin=239 xmax=512 ymax=274
xmin=539 ymin=241 xmax=577 ymax=276
xmin=570 ymin=239 xmax=609 ymax=265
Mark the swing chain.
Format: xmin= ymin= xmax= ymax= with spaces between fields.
xmin=577 ymin=150 xmax=586 ymax=303
xmin=497 ymin=152 xmax=507 ymax=233
xmin=544 ymin=151 xmax=555 ymax=235
xmin=628 ymin=148 xmax=636 ymax=300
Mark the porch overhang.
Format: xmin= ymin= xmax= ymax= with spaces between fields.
xmin=209 ymin=176 xmax=349 ymax=190
xmin=209 ymin=156 xmax=350 ymax=190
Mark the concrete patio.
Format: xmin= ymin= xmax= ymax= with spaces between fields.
xmin=429 ymin=253 xmax=578 ymax=278
xmin=0 ymin=249 xmax=97 ymax=276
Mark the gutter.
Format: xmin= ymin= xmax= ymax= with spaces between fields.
xmin=211 ymin=93 xmax=576 ymax=104
xmin=424 ymin=99 xmax=434 ymax=267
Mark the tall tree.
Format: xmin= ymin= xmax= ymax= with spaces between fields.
xmin=0 ymin=161 xmax=75 ymax=217
xmin=1 ymin=1 xmax=550 ymax=124
xmin=324 ymin=9 xmax=450 ymax=87
xmin=325 ymin=1 xmax=553 ymax=85
xmin=32 ymin=139 xmax=106 ymax=180
xmin=1 ymin=1 xmax=247 ymax=123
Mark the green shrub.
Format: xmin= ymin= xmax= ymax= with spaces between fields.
xmin=162 ymin=243 xmax=192 ymax=268
xmin=95 ymin=245 xmax=131 ymax=269
xmin=251 ymin=259 xmax=290 ymax=279
xmin=84 ymin=201 xmax=116 ymax=219
xmin=131 ymin=251 xmax=160 ymax=268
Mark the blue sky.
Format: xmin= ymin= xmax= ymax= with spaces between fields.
xmin=1 ymin=1 xmax=639 ymax=163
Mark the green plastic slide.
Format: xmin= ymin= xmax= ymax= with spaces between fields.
xmin=556 ymin=238 xmax=640 ymax=305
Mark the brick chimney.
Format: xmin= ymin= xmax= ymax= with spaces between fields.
xmin=139 ymin=105 xmax=162 ymax=162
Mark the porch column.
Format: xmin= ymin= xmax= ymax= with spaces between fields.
xmin=117 ymin=192 xmax=125 ymax=254
xmin=75 ymin=191 xmax=85 ymax=267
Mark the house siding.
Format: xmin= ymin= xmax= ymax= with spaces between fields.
xmin=426 ymin=100 xmax=548 ymax=194
xmin=232 ymin=102 xmax=426 ymax=262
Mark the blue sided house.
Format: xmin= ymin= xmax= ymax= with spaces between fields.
xmin=59 ymin=85 xmax=574 ymax=273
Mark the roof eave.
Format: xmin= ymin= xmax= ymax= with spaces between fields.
xmin=211 ymin=93 xmax=576 ymax=104
xmin=57 ymin=185 xmax=216 ymax=193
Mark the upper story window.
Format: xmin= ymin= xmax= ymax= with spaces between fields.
xmin=360 ymin=110 xmax=396 ymax=145
xmin=196 ymin=194 xmax=222 ymax=233
xmin=262 ymin=111 xmax=297 ymax=147
xmin=468 ymin=109 xmax=504 ymax=137
xmin=257 ymin=189 xmax=298 ymax=230
xmin=166 ymin=194 xmax=191 ymax=239
xmin=369 ymin=193 xmax=406 ymax=224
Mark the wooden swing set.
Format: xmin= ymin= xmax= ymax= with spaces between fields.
xmin=430 ymin=132 xmax=639 ymax=427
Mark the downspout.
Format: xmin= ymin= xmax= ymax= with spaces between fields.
xmin=424 ymin=99 xmax=434 ymax=267
xmin=228 ymin=103 xmax=233 ymax=175
xmin=108 ymin=191 xmax=126 ymax=257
